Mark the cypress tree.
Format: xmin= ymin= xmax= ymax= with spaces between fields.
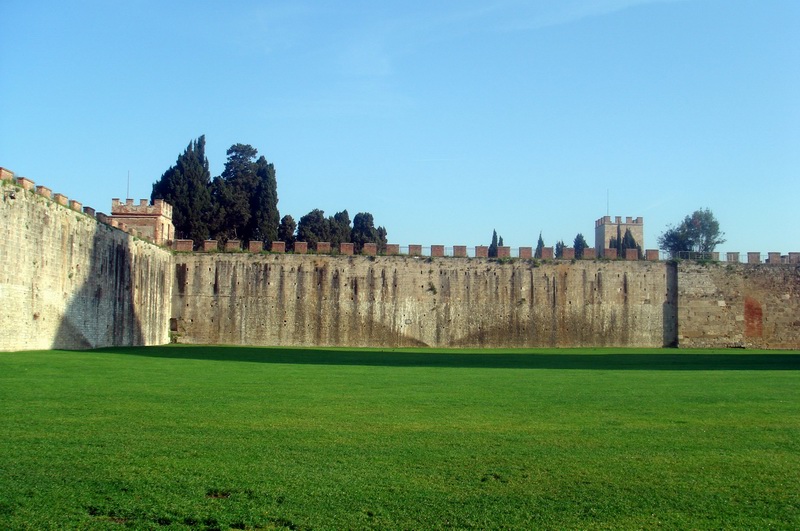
xmin=151 ymin=135 xmax=212 ymax=245
xmin=488 ymin=230 xmax=498 ymax=258
xmin=573 ymin=233 xmax=588 ymax=259
xmin=535 ymin=232 xmax=545 ymax=259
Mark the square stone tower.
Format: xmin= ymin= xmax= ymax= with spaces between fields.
xmin=110 ymin=198 xmax=175 ymax=246
xmin=595 ymin=216 xmax=644 ymax=257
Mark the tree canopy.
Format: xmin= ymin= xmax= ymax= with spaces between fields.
xmin=329 ymin=210 xmax=352 ymax=247
xmin=278 ymin=215 xmax=297 ymax=248
xmin=152 ymin=137 xmax=394 ymax=251
xmin=152 ymin=138 xmax=280 ymax=245
xmin=151 ymin=135 xmax=212 ymax=245
xmin=573 ymin=233 xmax=588 ymax=259
xmin=555 ymin=240 xmax=565 ymax=259
xmin=658 ymin=208 xmax=725 ymax=257
xmin=211 ymin=144 xmax=279 ymax=242
xmin=297 ymin=209 xmax=330 ymax=247
xmin=610 ymin=227 xmax=641 ymax=259
xmin=488 ymin=230 xmax=499 ymax=258
xmin=351 ymin=212 xmax=387 ymax=253
xmin=534 ymin=232 xmax=545 ymax=259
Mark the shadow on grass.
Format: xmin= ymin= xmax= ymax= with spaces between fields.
xmin=95 ymin=345 xmax=800 ymax=371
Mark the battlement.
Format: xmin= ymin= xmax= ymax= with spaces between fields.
xmin=5 ymin=162 xmax=800 ymax=352
xmin=595 ymin=215 xmax=643 ymax=227
xmin=111 ymin=198 xmax=173 ymax=220
xmin=595 ymin=214 xmax=645 ymax=258
xmin=0 ymin=166 xmax=175 ymax=247
xmin=109 ymin=198 xmax=174 ymax=246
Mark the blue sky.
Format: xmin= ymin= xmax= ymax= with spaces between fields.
xmin=1 ymin=0 xmax=798 ymax=254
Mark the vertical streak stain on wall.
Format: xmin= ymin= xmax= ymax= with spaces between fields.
xmin=170 ymin=254 xmax=674 ymax=348
xmin=4 ymin=180 xmax=799 ymax=351
xmin=0 ymin=183 xmax=172 ymax=351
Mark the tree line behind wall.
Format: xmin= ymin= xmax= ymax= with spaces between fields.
xmin=489 ymin=231 xmax=591 ymax=259
xmin=151 ymin=136 xmax=387 ymax=252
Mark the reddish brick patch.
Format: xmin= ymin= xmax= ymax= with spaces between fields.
xmin=744 ymin=296 xmax=763 ymax=337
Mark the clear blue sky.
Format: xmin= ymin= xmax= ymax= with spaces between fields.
xmin=2 ymin=0 xmax=798 ymax=254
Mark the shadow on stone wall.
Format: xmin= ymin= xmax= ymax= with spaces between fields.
xmin=663 ymin=261 xmax=679 ymax=347
xmin=53 ymin=225 xmax=144 ymax=349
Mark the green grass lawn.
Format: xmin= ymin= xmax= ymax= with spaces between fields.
xmin=1 ymin=346 xmax=799 ymax=530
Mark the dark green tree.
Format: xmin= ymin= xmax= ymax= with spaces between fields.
xmin=351 ymin=212 xmax=384 ymax=253
xmin=555 ymin=240 xmax=565 ymax=259
xmin=376 ymin=226 xmax=388 ymax=254
xmin=247 ymin=155 xmax=279 ymax=243
xmin=573 ymin=233 xmax=588 ymax=259
xmin=328 ymin=210 xmax=351 ymax=247
xmin=498 ymin=236 xmax=504 ymax=247
xmin=534 ymin=232 xmax=545 ymax=259
xmin=210 ymin=144 xmax=258 ymax=240
xmin=621 ymin=228 xmax=641 ymax=258
xmin=658 ymin=226 xmax=690 ymax=256
xmin=210 ymin=144 xmax=279 ymax=242
xmin=151 ymin=135 xmax=212 ymax=245
xmin=488 ymin=230 xmax=498 ymax=258
xmin=683 ymin=208 xmax=725 ymax=252
xmin=609 ymin=225 xmax=622 ymax=255
xmin=658 ymin=208 xmax=725 ymax=257
xmin=297 ymin=209 xmax=330 ymax=248
xmin=278 ymin=214 xmax=296 ymax=248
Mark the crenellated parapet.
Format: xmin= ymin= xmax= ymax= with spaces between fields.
xmin=111 ymin=198 xmax=173 ymax=220
xmin=170 ymin=239 xmax=669 ymax=261
xmin=595 ymin=214 xmax=645 ymax=258
xmin=0 ymin=167 xmax=174 ymax=247
xmin=109 ymin=198 xmax=174 ymax=246
xmin=2 ymin=166 xmax=797 ymax=264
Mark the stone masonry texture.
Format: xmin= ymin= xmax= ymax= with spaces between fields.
xmin=2 ymin=179 xmax=799 ymax=350
xmin=170 ymin=254 xmax=675 ymax=348
xmin=1 ymin=182 xmax=172 ymax=350
xmin=677 ymin=262 xmax=800 ymax=348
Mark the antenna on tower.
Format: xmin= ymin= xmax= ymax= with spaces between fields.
xmin=606 ymin=189 xmax=609 ymax=216
xmin=127 ymin=171 xmax=130 ymax=200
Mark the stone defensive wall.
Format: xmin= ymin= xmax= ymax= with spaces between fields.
xmin=1 ymin=171 xmax=173 ymax=350
xmin=2 ymin=167 xmax=799 ymax=351
xmin=171 ymin=254 xmax=675 ymax=348
xmin=677 ymin=262 xmax=800 ymax=349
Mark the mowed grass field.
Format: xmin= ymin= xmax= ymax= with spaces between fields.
xmin=1 ymin=346 xmax=799 ymax=530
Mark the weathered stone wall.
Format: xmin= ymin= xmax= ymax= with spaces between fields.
xmin=0 ymin=181 xmax=173 ymax=351
xmin=677 ymin=262 xmax=800 ymax=348
xmin=171 ymin=254 xmax=676 ymax=348
xmin=3 ymin=175 xmax=798 ymax=351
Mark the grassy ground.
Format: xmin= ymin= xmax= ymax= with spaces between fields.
xmin=1 ymin=346 xmax=798 ymax=530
